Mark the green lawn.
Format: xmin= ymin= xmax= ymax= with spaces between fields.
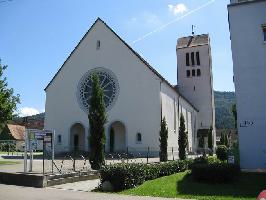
xmin=0 ymin=160 xmax=20 ymax=165
xmin=121 ymin=171 xmax=266 ymax=200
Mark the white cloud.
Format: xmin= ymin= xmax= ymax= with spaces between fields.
xmin=168 ymin=3 xmax=188 ymax=15
xmin=18 ymin=107 xmax=41 ymax=117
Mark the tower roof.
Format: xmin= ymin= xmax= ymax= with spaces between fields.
xmin=177 ymin=34 xmax=209 ymax=49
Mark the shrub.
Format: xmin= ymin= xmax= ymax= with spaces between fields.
xmin=178 ymin=113 xmax=188 ymax=160
xmin=0 ymin=142 xmax=15 ymax=152
xmin=159 ymin=117 xmax=168 ymax=162
xmin=216 ymin=145 xmax=228 ymax=161
xmin=191 ymin=162 xmax=240 ymax=183
xmin=100 ymin=160 xmax=190 ymax=191
xmin=88 ymin=74 xmax=107 ymax=170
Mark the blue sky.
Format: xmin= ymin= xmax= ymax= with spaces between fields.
xmin=0 ymin=0 xmax=233 ymax=116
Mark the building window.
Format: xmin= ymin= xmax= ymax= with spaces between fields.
xmin=197 ymin=69 xmax=201 ymax=76
xmin=186 ymin=53 xmax=190 ymax=66
xmin=192 ymin=69 xmax=195 ymax=76
xmin=263 ymin=26 xmax=266 ymax=42
xmin=191 ymin=52 xmax=195 ymax=66
xmin=186 ymin=70 xmax=190 ymax=77
xmin=96 ymin=40 xmax=101 ymax=50
xmin=196 ymin=52 xmax=200 ymax=65
xmin=194 ymin=86 xmax=196 ymax=91
xmin=136 ymin=133 xmax=142 ymax=143
xmin=57 ymin=135 xmax=62 ymax=144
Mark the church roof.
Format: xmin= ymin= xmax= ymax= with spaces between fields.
xmin=176 ymin=34 xmax=209 ymax=49
xmin=44 ymin=18 xmax=198 ymax=112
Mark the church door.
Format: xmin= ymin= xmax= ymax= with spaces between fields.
xmin=74 ymin=135 xmax=79 ymax=151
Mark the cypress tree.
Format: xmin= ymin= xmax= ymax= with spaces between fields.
xmin=178 ymin=113 xmax=188 ymax=160
xmin=88 ymin=73 xmax=107 ymax=170
xmin=208 ymin=126 xmax=213 ymax=155
xmin=159 ymin=117 xmax=168 ymax=162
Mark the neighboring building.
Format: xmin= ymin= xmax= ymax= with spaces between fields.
xmin=228 ymin=0 xmax=266 ymax=169
xmin=176 ymin=35 xmax=216 ymax=148
xmin=44 ymin=18 xmax=215 ymax=155
xmin=0 ymin=124 xmax=25 ymax=151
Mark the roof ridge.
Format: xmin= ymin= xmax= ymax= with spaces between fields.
xmin=44 ymin=18 xmax=198 ymax=111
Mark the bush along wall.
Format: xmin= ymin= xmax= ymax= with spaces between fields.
xmin=191 ymin=156 xmax=240 ymax=183
xmin=100 ymin=160 xmax=190 ymax=191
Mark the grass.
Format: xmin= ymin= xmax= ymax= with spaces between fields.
xmin=120 ymin=171 xmax=266 ymax=200
xmin=0 ymin=160 xmax=21 ymax=165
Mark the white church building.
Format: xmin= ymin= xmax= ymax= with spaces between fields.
xmin=44 ymin=18 xmax=215 ymax=155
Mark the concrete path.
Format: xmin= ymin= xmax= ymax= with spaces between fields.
xmin=0 ymin=184 xmax=190 ymax=200
xmin=49 ymin=179 xmax=101 ymax=192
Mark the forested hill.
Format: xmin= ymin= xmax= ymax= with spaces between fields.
xmin=13 ymin=92 xmax=236 ymax=130
xmin=214 ymin=91 xmax=236 ymax=129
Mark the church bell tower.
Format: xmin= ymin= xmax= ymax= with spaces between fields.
xmin=176 ymin=34 xmax=216 ymax=148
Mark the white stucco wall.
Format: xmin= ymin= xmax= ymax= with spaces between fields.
xmin=177 ymin=44 xmax=215 ymax=130
xmin=45 ymin=19 xmax=198 ymax=155
xmin=228 ymin=0 xmax=266 ymax=169
xmin=45 ymin=19 xmax=162 ymax=153
xmin=161 ymin=82 xmax=197 ymax=155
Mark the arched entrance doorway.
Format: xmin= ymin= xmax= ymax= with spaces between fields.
xmin=70 ymin=123 xmax=85 ymax=152
xmin=109 ymin=121 xmax=126 ymax=152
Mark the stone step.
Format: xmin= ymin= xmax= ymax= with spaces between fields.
xmin=46 ymin=173 xmax=99 ymax=187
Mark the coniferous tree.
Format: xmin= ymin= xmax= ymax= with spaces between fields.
xmin=224 ymin=133 xmax=229 ymax=147
xmin=0 ymin=60 xmax=20 ymax=132
xmin=178 ymin=113 xmax=187 ymax=160
xmin=88 ymin=73 xmax=107 ymax=170
xmin=208 ymin=126 xmax=213 ymax=155
xmin=159 ymin=117 xmax=168 ymax=162
xmin=232 ymin=104 xmax=238 ymax=134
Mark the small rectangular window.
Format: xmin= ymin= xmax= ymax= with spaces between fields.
xmin=196 ymin=52 xmax=200 ymax=65
xmin=57 ymin=135 xmax=62 ymax=144
xmin=186 ymin=70 xmax=190 ymax=77
xmin=192 ymin=69 xmax=195 ymax=76
xmin=197 ymin=69 xmax=201 ymax=76
xmin=191 ymin=52 xmax=195 ymax=66
xmin=186 ymin=53 xmax=190 ymax=66
xmin=263 ymin=26 xmax=266 ymax=42
xmin=96 ymin=40 xmax=101 ymax=50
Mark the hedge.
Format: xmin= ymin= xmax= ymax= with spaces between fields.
xmin=100 ymin=160 xmax=190 ymax=191
xmin=191 ymin=161 xmax=240 ymax=183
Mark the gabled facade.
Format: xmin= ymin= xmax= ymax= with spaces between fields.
xmin=44 ymin=18 xmax=202 ymax=155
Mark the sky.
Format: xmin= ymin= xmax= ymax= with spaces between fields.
xmin=0 ymin=0 xmax=234 ymax=116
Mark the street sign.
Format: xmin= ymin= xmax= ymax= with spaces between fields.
xmin=228 ymin=155 xmax=235 ymax=164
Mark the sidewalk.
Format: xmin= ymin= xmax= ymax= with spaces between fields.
xmin=0 ymin=184 xmax=191 ymax=200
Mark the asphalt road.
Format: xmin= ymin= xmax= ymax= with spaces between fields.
xmin=0 ymin=184 xmax=189 ymax=200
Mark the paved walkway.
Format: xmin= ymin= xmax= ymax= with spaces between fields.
xmin=49 ymin=179 xmax=101 ymax=192
xmin=0 ymin=184 xmax=190 ymax=200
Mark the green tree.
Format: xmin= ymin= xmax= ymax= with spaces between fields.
xmin=178 ymin=113 xmax=187 ymax=160
xmin=220 ymin=131 xmax=229 ymax=147
xmin=224 ymin=133 xmax=229 ymax=147
xmin=232 ymin=104 xmax=238 ymax=132
xmin=109 ymin=127 xmax=114 ymax=153
xmin=159 ymin=117 xmax=168 ymax=162
xmin=208 ymin=126 xmax=213 ymax=154
xmin=0 ymin=60 xmax=20 ymax=132
xmin=88 ymin=73 xmax=107 ymax=170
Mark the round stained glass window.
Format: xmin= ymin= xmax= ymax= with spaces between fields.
xmin=77 ymin=68 xmax=119 ymax=112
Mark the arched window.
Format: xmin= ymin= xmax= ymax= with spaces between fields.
xmin=57 ymin=135 xmax=62 ymax=144
xmin=136 ymin=133 xmax=142 ymax=143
